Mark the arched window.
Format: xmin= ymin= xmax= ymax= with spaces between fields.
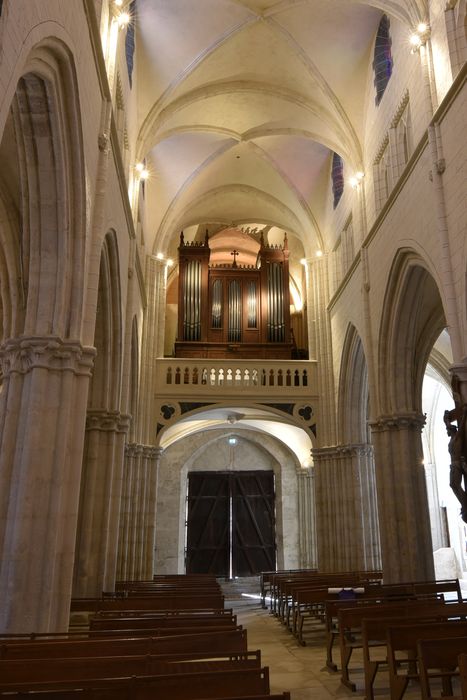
xmin=373 ymin=15 xmax=393 ymax=105
xmin=125 ymin=0 xmax=137 ymax=89
xmin=331 ymin=152 xmax=344 ymax=209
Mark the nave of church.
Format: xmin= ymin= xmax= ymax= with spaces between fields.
xmin=0 ymin=0 xmax=466 ymax=640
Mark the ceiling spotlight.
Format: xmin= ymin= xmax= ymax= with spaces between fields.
xmin=315 ymin=250 xmax=323 ymax=258
xmin=417 ymin=22 xmax=428 ymax=34
xmin=228 ymin=437 xmax=237 ymax=445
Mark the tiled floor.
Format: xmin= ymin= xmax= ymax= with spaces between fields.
xmin=222 ymin=580 xmax=445 ymax=700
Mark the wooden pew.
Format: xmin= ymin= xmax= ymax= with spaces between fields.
xmin=0 ymin=666 xmax=271 ymax=698
xmin=71 ymin=592 xmax=225 ymax=613
xmin=0 ymin=652 xmax=263 ymax=687
xmin=0 ymin=628 xmax=249 ymax=656
xmin=0 ymin=630 xmax=251 ymax=659
xmin=418 ymin=636 xmax=467 ymax=699
xmin=88 ymin=613 xmax=238 ymax=630
xmin=362 ymin=605 xmax=467 ymax=700
xmin=338 ymin=599 xmax=467 ymax=691
xmin=386 ymin=623 xmax=467 ymax=700
xmin=460 ymin=652 xmax=467 ymax=700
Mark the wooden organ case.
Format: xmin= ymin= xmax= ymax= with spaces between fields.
xmin=175 ymin=231 xmax=292 ymax=359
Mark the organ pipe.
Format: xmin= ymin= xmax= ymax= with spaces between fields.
xmin=183 ymin=260 xmax=201 ymax=340
xmin=228 ymin=280 xmax=241 ymax=342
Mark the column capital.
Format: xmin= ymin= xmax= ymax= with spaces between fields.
xmin=86 ymin=410 xmax=131 ymax=433
xmin=312 ymin=443 xmax=373 ymax=460
xmin=125 ymin=442 xmax=162 ymax=459
xmin=369 ymin=412 xmax=426 ymax=432
xmin=0 ymin=336 xmax=96 ymax=377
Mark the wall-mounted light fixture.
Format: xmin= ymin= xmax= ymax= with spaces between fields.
xmin=228 ymin=437 xmax=237 ymax=446
xmin=135 ymin=162 xmax=149 ymax=180
xmin=349 ymin=171 xmax=365 ymax=189
xmin=410 ymin=22 xmax=430 ymax=52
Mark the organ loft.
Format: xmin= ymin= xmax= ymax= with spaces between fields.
xmin=175 ymin=230 xmax=293 ymax=359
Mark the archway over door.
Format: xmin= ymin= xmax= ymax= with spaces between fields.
xmin=154 ymin=428 xmax=301 ymax=574
xmin=186 ymin=470 xmax=276 ymax=577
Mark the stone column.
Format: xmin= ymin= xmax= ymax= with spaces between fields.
xmin=370 ymin=413 xmax=434 ymax=582
xmin=0 ymin=336 xmax=95 ymax=632
xmin=117 ymin=443 xmax=160 ymax=580
xmin=117 ymin=442 xmax=138 ymax=581
xmin=73 ymin=410 xmax=130 ymax=597
xmin=142 ymin=446 xmax=162 ymax=579
xmin=297 ymin=467 xmax=318 ymax=569
xmin=313 ymin=444 xmax=381 ymax=572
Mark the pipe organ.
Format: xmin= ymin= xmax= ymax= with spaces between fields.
xmin=175 ymin=231 xmax=292 ymax=359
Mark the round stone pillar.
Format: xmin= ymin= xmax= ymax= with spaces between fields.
xmin=297 ymin=467 xmax=318 ymax=569
xmin=313 ymin=443 xmax=381 ymax=572
xmin=73 ymin=410 xmax=130 ymax=597
xmin=370 ymin=413 xmax=434 ymax=582
xmin=0 ymin=336 xmax=95 ymax=632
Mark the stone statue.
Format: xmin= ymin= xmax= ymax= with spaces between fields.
xmin=444 ymin=374 xmax=467 ymax=522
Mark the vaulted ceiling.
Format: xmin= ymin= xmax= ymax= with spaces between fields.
xmin=133 ymin=0 xmax=425 ymax=258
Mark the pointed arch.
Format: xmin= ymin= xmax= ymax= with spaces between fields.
xmin=378 ymin=248 xmax=446 ymax=416
xmin=9 ymin=39 xmax=86 ymax=340
xmin=88 ymin=230 xmax=123 ymax=410
xmin=337 ymin=324 xmax=369 ymax=444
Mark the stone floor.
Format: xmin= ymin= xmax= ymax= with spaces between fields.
xmin=221 ymin=578 xmax=452 ymax=700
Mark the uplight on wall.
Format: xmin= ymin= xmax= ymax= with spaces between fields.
xmin=410 ymin=22 xmax=430 ymax=52
xmin=349 ymin=171 xmax=365 ymax=189
xmin=135 ymin=162 xmax=149 ymax=180
xmin=116 ymin=11 xmax=130 ymax=28
xmin=228 ymin=437 xmax=237 ymax=446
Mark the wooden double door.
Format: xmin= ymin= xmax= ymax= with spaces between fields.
xmin=186 ymin=470 xmax=276 ymax=577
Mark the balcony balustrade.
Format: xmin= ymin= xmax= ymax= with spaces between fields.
xmin=155 ymin=358 xmax=317 ymax=399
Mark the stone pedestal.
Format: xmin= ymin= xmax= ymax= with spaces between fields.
xmin=73 ymin=410 xmax=130 ymax=597
xmin=0 ymin=336 xmax=95 ymax=632
xmin=370 ymin=413 xmax=434 ymax=582
xmin=314 ymin=444 xmax=381 ymax=572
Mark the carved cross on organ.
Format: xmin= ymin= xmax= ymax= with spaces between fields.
xmin=231 ymin=249 xmax=239 ymax=268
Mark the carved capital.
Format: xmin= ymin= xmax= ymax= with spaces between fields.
xmin=0 ymin=336 xmax=96 ymax=378
xmin=125 ymin=442 xmax=144 ymax=458
xmin=86 ymin=410 xmax=131 ymax=433
xmin=312 ymin=443 xmax=373 ymax=462
xmin=369 ymin=412 xmax=426 ymax=432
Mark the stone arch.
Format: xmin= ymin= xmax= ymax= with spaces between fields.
xmin=337 ymin=324 xmax=369 ymax=444
xmin=8 ymin=40 xmax=86 ymax=339
xmin=0 ymin=39 xmax=92 ymax=632
xmin=155 ymin=428 xmax=301 ymax=575
xmin=331 ymin=323 xmax=381 ymax=570
xmin=88 ymin=230 xmax=123 ymax=411
xmin=377 ymin=249 xmax=446 ymax=416
xmin=371 ymin=248 xmax=445 ymax=582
